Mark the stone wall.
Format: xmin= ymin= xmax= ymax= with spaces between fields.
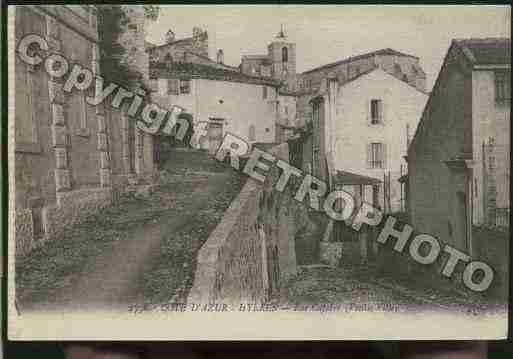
xmin=408 ymin=44 xmax=473 ymax=250
xmin=13 ymin=6 xmax=156 ymax=257
xmin=14 ymin=209 xmax=34 ymax=257
xmin=188 ymin=144 xmax=315 ymax=304
xmin=42 ymin=188 xmax=113 ymax=241
xmin=472 ymin=226 xmax=509 ymax=299
xmin=298 ymin=53 xmax=426 ymax=93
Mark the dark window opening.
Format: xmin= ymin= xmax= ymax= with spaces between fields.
xmin=282 ymin=47 xmax=288 ymax=63
xmin=179 ymin=79 xmax=191 ymax=94
xmin=495 ymin=71 xmax=510 ymax=103
xmin=370 ymin=99 xmax=383 ymax=124
xmin=368 ymin=142 xmax=385 ymax=169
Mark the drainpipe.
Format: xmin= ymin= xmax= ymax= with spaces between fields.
xmin=326 ymin=76 xmax=338 ymax=187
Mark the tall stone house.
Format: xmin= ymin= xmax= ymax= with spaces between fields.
xmin=408 ymin=38 xmax=510 ymax=256
xmin=296 ymin=48 xmax=427 ymax=126
xmin=12 ymin=5 xmax=156 ymax=257
xmin=302 ymin=67 xmax=427 ymax=213
xmin=149 ymin=27 xmax=284 ymax=150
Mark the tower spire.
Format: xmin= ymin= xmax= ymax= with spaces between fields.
xmin=276 ymin=24 xmax=286 ymax=39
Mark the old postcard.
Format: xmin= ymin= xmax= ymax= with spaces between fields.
xmin=7 ymin=5 xmax=510 ymax=340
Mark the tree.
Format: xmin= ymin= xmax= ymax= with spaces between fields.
xmin=143 ymin=5 xmax=160 ymax=21
xmin=97 ymin=5 xmax=140 ymax=88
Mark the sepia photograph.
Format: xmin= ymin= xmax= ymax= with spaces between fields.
xmin=7 ymin=4 xmax=511 ymax=340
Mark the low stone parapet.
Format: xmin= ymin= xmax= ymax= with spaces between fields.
xmin=188 ymin=143 xmax=313 ymax=305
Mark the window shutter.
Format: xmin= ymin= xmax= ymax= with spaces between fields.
xmin=378 ymin=100 xmax=384 ymax=123
xmin=367 ymin=143 xmax=372 ymax=169
xmin=383 ymin=143 xmax=387 ymax=168
xmin=168 ymin=79 xmax=179 ymax=95
xmin=368 ymin=100 xmax=372 ymax=125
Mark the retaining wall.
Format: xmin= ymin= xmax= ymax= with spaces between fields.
xmin=188 ymin=143 xmax=315 ymax=304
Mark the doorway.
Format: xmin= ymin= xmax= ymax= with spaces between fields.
xmin=207 ymin=120 xmax=223 ymax=155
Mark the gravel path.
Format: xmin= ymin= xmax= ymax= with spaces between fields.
xmin=16 ymin=150 xmax=245 ymax=313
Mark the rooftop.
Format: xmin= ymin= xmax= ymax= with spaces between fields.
xmin=150 ymin=62 xmax=281 ymax=86
xmin=334 ymin=170 xmax=381 ymax=186
xmin=302 ymin=48 xmax=419 ymax=75
xmin=453 ymin=38 xmax=511 ymax=66
xmin=147 ymin=37 xmax=195 ymax=51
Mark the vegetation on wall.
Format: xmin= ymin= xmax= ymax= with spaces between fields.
xmin=97 ymin=5 xmax=160 ymax=88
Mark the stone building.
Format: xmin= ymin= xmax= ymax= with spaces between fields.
xmin=240 ymin=26 xmax=297 ymax=92
xmin=146 ymin=26 xmax=237 ymax=72
xmin=13 ymin=5 xmax=157 ymax=257
xmin=296 ymin=48 xmax=427 ymax=125
xmin=408 ymin=38 xmax=510 ymax=256
xmin=240 ymin=27 xmax=299 ymax=143
xmin=303 ymin=67 xmax=427 ymax=213
xmin=150 ymin=61 xmax=281 ymax=151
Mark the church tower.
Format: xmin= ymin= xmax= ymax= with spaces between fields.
xmin=267 ymin=25 xmax=296 ymax=91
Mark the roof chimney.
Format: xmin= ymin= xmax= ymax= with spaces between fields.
xmin=165 ymin=29 xmax=175 ymax=44
xmin=217 ymin=49 xmax=224 ymax=64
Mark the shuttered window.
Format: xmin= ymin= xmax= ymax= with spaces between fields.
xmin=367 ymin=143 xmax=386 ymax=169
xmin=495 ymin=71 xmax=510 ymax=103
xmin=167 ymin=79 xmax=179 ymax=95
xmin=179 ymin=79 xmax=190 ymax=94
xmin=248 ymin=125 xmax=256 ymax=141
xmin=370 ymin=99 xmax=383 ymax=124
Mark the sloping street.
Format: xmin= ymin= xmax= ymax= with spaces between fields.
xmin=16 ymin=149 xmax=245 ymax=312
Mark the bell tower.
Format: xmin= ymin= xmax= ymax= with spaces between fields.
xmin=268 ymin=25 xmax=296 ymax=91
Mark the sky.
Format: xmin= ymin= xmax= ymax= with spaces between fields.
xmin=146 ymin=5 xmax=511 ymax=91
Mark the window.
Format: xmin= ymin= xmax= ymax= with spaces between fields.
xmin=179 ymin=79 xmax=191 ymax=94
xmin=284 ymin=106 xmax=288 ymax=115
xmin=166 ymin=79 xmax=190 ymax=95
xmin=249 ymin=125 xmax=256 ymax=141
xmin=263 ymin=86 xmax=268 ymax=99
xmin=367 ymin=143 xmax=386 ymax=169
xmin=167 ymin=79 xmax=179 ymax=95
xmin=282 ymin=47 xmax=288 ymax=63
xmin=15 ymin=56 xmax=35 ymax=144
xmin=495 ymin=71 xmax=510 ymax=103
xmin=370 ymin=99 xmax=383 ymax=124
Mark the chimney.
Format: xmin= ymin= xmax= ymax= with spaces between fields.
xmin=217 ymin=49 xmax=224 ymax=64
xmin=165 ymin=29 xmax=175 ymax=44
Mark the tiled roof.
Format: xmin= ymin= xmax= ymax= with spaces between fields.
xmin=242 ymin=54 xmax=269 ymax=60
xmin=308 ymin=67 xmax=427 ymax=103
xmin=150 ymin=62 xmax=281 ymax=86
xmin=334 ymin=170 xmax=381 ymax=186
xmin=144 ymin=40 xmax=156 ymax=50
xmin=183 ymin=51 xmax=240 ymax=71
xmin=453 ymin=38 xmax=511 ymax=66
xmin=147 ymin=37 xmax=194 ymax=50
xmin=339 ymin=67 xmax=428 ymax=94
xmin=302 ymin=48 xmax=419 ymax=74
